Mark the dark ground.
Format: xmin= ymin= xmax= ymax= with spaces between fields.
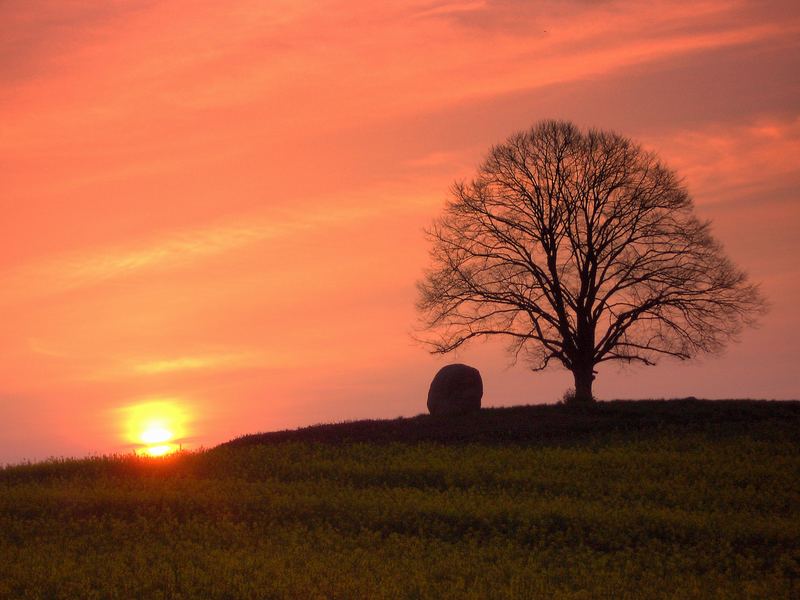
xmin=221 ymin=398 xmax=800 ymax=448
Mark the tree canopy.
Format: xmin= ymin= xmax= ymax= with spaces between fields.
xmin=417 ymin=120 xmax=766 ymax=402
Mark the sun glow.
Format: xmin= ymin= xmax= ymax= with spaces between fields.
xmin=144 ymin=444 xmax=175 ymax=457
xmin=141 ymin=424 xmax=172 ymax=444
xmin=120 ymin=400 xmax=189 ymax=457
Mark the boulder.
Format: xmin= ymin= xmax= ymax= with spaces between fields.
xmin=427 ymin=364 xmax=483 ymax=416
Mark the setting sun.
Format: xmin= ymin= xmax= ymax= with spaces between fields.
xmin=144 ymin=444 xmax=175 ymax=457
xmin=140 ymin=424 xmax=175 ymax=456
xmin=141 ymin=424 xmax=173 ymax=445
xmin=120 ymin=400 xmax=189 ymax=457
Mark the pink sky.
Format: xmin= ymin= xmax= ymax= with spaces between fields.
xmin=2 ymin=0 xmax=799 ymax=462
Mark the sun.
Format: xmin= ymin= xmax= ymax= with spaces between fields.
xmin=141 ymin=423 xmax=172 ymax=445
xmin=144 ymin=444 xmax=174 ymax=457
xmin=140 ymin=422 xmax=175 ymax=456
xmin=120 ymin=400 xmax=189 ymax=457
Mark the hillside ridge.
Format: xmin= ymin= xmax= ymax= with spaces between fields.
xmin=220 ymin=399 xmax=800 ymax=448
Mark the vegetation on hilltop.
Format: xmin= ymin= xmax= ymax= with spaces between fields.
xmin=224 ymin=399 xmax=799 ymax=446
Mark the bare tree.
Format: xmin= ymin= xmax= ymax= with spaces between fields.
xmin=417 ymin=120 xmax=766 ymax=403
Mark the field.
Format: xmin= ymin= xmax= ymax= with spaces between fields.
xmin=1 ymin=400 xmax=799 ymax=599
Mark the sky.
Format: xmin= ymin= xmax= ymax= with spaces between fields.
xmin=1 ymin=0 xmax=799 ymax=463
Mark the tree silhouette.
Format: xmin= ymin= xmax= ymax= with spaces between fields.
xmin=417 ymin=120 xmax=766 ymax=403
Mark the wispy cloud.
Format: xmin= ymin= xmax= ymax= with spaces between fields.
xmin=130 ymin=351 xmax=266 ymax=375
xmin=413 ymin=1 xmax=488 ymax=19
xmin=4 ymin=0 xmax=796 ymax=162
xmin=25 ymin=338 xmax=282 ymax=381
xmin=0 ymin=196 xmax=426 ymax=303
xmin=653 ymin=116 xmax=800 ymax=205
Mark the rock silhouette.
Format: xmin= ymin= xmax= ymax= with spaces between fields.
xmin=427 ymin=364 xmax=482 ymax=416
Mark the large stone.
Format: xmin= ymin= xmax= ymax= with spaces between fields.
xmin=427 ymin=364 xmax=483 ymax=416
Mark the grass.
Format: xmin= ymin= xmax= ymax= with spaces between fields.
xmin=1 ymin=400 xmax=799 ymax=599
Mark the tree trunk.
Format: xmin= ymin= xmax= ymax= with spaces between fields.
xmin=572 ymin=366 xmax=595 ymax=403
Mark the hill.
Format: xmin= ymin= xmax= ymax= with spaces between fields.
xmin=2 ymin=399 xmax=799 ymax=599
xmin=222 ymin=398 xmax=800 ymax=446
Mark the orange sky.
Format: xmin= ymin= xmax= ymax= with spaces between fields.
xmin=2 ymin=0 xmax=799 ymax=462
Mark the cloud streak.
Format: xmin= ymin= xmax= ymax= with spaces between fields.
xmin=652 ymin=116 xmax=800 ymax=205
xmin=0 ymin=194 xmax=430 ymax=302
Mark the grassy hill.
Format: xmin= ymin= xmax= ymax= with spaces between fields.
xmin=2 ymin=400 xmax=799 ymax=599
xmin=223 ymin=398 xmax=800 ymax=446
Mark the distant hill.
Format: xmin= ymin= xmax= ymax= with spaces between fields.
xmin=220 ymin=399 xmax=800 ymax=448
